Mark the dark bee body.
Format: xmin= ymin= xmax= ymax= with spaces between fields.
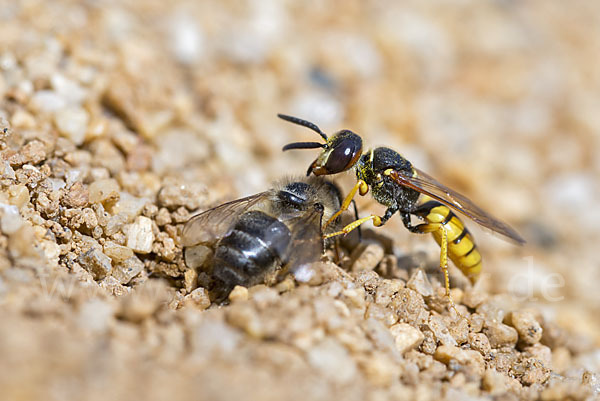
xmin=279 ymin=113 xmax=524 ymax=312
xmin=182 ymin=177 xmax=342 ymax=298
xmin=213 ymin=210 xmax=292 ymax=288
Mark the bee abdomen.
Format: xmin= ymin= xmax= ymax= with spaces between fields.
xmin=423 ymin=203 xmax=482 ymax=283
xmin=213 ymin=211 xmax=292 ymax=288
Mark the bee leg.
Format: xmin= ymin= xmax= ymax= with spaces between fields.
xmin=333 ymin=237 xmax=342 ymax=264
xmin=350 ymin=199 xmax=362 ymax=241
xmin=324 ymin=179 xmax=369 ymax=230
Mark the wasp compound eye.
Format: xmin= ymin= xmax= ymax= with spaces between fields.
xmin=323 ymin=130 xmax=363 ymax=174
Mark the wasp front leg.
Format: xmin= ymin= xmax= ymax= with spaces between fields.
xmin=324 ymin=204 xmax=397 ymax=239
xmin=324 ymin=179 xmax=369 ymax=230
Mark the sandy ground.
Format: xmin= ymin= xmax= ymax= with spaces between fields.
xmin=0 ymin=0 xmax=599 ymax=400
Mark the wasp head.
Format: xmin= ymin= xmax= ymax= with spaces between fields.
xmin=279 ymin=114 xmax=363 ymax=176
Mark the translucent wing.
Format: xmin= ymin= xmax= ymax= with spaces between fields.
xmin=389 ymin=168 xmax=525 ymax=244
xmin=283 ymin=205 xmax=325 ymax=271
xmin=181 ymin=192 xmax=270 ymax=247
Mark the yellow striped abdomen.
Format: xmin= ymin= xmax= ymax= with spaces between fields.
xmin=424 ymin=204 xmax=482 ymax=283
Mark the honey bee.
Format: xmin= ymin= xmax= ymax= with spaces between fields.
xmin=279 ymin=114 xmax=525 ymax=312
xmin=181 ymin=176 xmax=343 ymax=299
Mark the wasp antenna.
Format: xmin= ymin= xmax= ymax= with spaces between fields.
xmin=282 ymin=142 xmax=326 ymax=151
xmin=277 ymin=114 xmax=328 ymax=141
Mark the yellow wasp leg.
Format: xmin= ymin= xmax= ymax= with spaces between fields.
xmin=409 ymin=220 xmax=464 ymax=318
xmin=436 ymin=225 xmax=464 ymax=318
xmin=324 ymin=179 xmax=369 ymax=230
xmin=324 ymin=214 xmax=382 ymax=239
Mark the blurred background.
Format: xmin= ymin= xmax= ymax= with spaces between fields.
xmin=1 ymin=0 xmax=599 ymax=396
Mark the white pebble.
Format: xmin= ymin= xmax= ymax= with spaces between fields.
xmin=0 ymin=203 xmax=23 ymax=235
xmin=30 ymin=90 xmax=67 ymax=113
xmin=51 ymin=73 xmax=88 ymax=105
xmin=389 ymin=323 xmax=425 ymax=354
xmin=110 ymin=193 xmax=147 ymax=222
xmin=126 ymin=216 xmax=154 ymax=254
xmin=2 ymin=161 xmax=15 ymax=180
xmin=169 ymin=14 xmax=204 ymax=65
xmin=54 ymin=107 xmax=89 ymax=145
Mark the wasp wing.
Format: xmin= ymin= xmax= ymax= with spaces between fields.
xmin=389 ymin=168 xmax=525 ymax=244
xmin=181 ymin=192 xmax=270 ymax=247
xmin=282 ymin=206 xmax=325 ymax=273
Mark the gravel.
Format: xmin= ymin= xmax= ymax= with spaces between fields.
xmin=0 ymin=1 xmax=598 ymax=401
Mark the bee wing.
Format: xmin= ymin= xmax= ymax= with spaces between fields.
xmin=283 ymin=206 xmax=325 ymax=271
xmin=389 ymin=168 xmax=525 ymax=244
xmin=181 ymin=192 xmax=270 ymax=247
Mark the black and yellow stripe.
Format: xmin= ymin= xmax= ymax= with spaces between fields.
xmin=416 ymin=201 xmax=482 ymax=283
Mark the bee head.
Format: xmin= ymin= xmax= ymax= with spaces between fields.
xmin=278 ymin=181 xmax=312 ymax=209
xmin=279 ymin=114 xmax=363 ymax=176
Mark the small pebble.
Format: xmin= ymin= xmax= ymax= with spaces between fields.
xmin=103 ymin=241 xmax=134 ymax=263
xmin=125 ymin=216 xmax=154 ymax=254
xmin=112 ymin=256 xmax=144 ymax=284
xmin=8 ymin=185 xmax=30 ymax=209
xmin=110 ymin=193 xmax=148 ymax=222
xmin=468 ymin=332 xmax=491 ymax=356
xmin=524 ymin=343 xmax=552 ymax=366
xmin=183 ymin=245 xmax=212 ymax=270
xmin=505 ymin=310 xmax=543 ymax=346
xmin=54 ymin=107 xmax=89 ymax=145
xmin=88 ymin=179 xmax=120 ymax=204
xmin=462 ymin=287 xmax=488 ymax=309
xmin=155 ymin=207 xmax=172 ymax=226
xmin=62 ymin=181 xmax=89 ymax=208
xmin=407 ymin=269 xmax=433 ymax=297
xmin=78 ymin=247 xmax=112 ymax=279
xmin=228 ymin=285 xmax=249 ymax=303
xmin=484 ymin=322 xmax=519 ymax=348
xmin=184 ymin=287 xmax=211 ymax=310
xmin=2 ymin=161 xmax=16 ymax=180
xmin=350 ymin=242 xmax=385 ymax=272
xmin=509 ymin=356 xmax=551 ymax=386
xmin=0 ymin=204 xmax=23 ymax=234
xmin=433 ymin=345 xmax=485 ymax=376
xmin=389 ymin=288 xmax=428 ymax=326
xmin=389 ymin=323 xmax=425 ymax=354
xmin=184 ymin=268 xmax=198 ymax=293
xmin=426 ymin=314 xmax=457 ymax=346
xmin=29 ymin=90 xmax=66 ymax=113
xmin=158 ymin=182 xmax=208 ymax=210
xmin=19 ymin=140 xmax=47 ymax=164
